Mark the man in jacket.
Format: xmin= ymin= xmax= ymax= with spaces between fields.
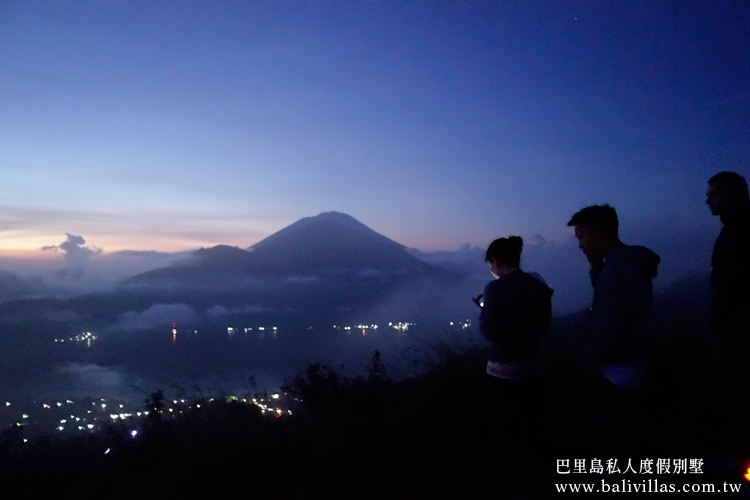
xmin=568 ymin=204 xmax=660 ymax=452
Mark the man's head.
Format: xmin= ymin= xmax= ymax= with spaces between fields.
xmin=567 ymin=204 xmax=619 ymax=263
xmin=706 ymin=171 xmax=749 ymax=216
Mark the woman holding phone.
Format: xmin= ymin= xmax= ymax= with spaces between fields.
xmin=478 ymin=235 xmax=553 ymax=497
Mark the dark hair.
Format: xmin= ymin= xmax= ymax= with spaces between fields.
xmin=485 ymin=236 xmax=523 ymax=267
xmin=567 ymin=204 xmax=619 ymax=237
xmin=708 ymin=171 xmax=749 ymax=200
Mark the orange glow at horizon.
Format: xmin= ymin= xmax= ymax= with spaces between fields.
xmin=0 ymin=249 xmax=65 ymax=260
xmin=0 ymin=219 xmax=460 ymax=259
xmin=744 ymin=467 xmax=750 ymax=481
xmin=0 ymin=236 xmax=260 ymax=259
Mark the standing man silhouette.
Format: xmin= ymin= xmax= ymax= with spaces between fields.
xmin=568 ymin=204 xmax=660 ymax=453
xmin=706 ymin=171 xmax=750 ymax=453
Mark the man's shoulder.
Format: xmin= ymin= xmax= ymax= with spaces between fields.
xmin=717 ymin=215 xmax=750 ymax=245
xmin=713 ymin=215 xmax=750 ymax=273
xmin=604 ymin=244 xmax=660 ymax=279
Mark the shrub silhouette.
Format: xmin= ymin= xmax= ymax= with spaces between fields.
xmin=365 ymin=350 xmax=389 ymax=385
xmin=145 ymin=389 xmax=165 ymax=421
xmin=282 ymin=363 xmax=345 ymax=413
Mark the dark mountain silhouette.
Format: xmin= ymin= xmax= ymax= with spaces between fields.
xmin=121 ymin=244 xmax=253 ymax=282
xmin=248 ymin=211 xmax=399 ymax=253
xmin=243 ymin=211 xmax=441 ymax=276
xmin=128 ymin=212 xmax=448 ymax=284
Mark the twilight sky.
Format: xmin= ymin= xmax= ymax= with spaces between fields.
xmin=1 ymin=1 xmax=749 ymax=256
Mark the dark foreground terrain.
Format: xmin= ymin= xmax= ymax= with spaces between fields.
xmin=2 ymin=322 xmax=747 ymax=499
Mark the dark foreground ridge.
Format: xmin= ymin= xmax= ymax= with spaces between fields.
xmin=2 ymin=321 xmax=747 ymax=499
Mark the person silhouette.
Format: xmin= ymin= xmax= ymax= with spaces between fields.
xmin=480 ymin=236 xmax=553 ymax=381
xmin=478 ymin=236 xmax=553 ymax=496
xmin=568 ymin=204 xmax=660 ymax=453
xmin=706 ymin=171 xmax=750 ymax=453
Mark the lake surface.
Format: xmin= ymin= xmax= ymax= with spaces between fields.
xmin=1 ymin=319 xmax=480 ymax=406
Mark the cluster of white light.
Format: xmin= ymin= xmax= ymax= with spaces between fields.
xmin=357 ymin=324 xmax=379 ymax=335
xmin=15 ymin=397 xmax=147 ymax=438
xmin=389 ymin=322 xmax=414 ymax=332
xmin=54 ymin=332 xmax=97 ymax=343
xmin=250 ymin=396 xmax=291 ymax=417
xmin=241 ymin=326 xmax=277 ymax=331
xmin=109 ymin=413 xmax=134 ymax=420
xmin=15 ymin=392 xmax=298 ymax=440
xmin=333 ymin=324 xmax=380 ymax=332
